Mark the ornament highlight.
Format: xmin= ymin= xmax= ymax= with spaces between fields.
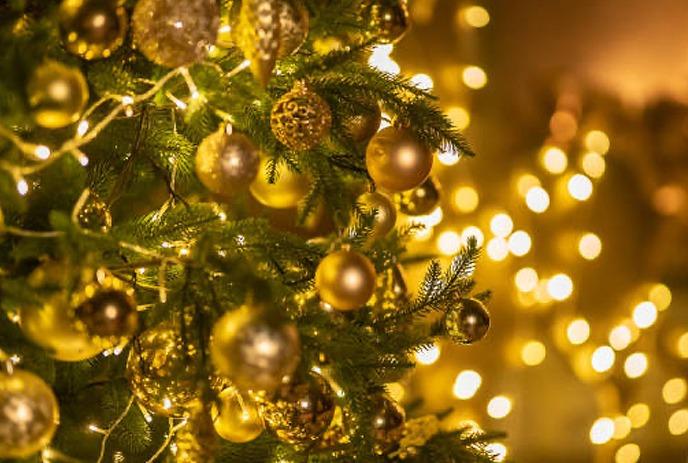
xmin=315 ymin=249 xmax=377 ymax=311
xmin=27 ymin=61 xmax=89 ymax=129
xmin=211 ymin=388 xmax=264 ymax=443
xmin=398 ymin=177 xmax=440 ymax=216
xmin=175 ymin=407 xmax=217 ymax=463
xmin=356 ymin=191 xmax=397 ymax=239
xmin=366 ymin=127 xmax=433 ymax=192
xmin=370 ymin=394 xmax=405 ymax=455
xmin=250 ymin=157 xmax=310 ymax=209
xmin=270 ymin=81 xmax=332 ymax=151
xmin=446 ymin=298 xmax=490 ymax=345
xmin=77 ymin=195 xmax=112 ymax=232
xmin=368 ymin=0 xmax=410 ymax=44
xmin=59 ymin=0 xmax=128 ymax=60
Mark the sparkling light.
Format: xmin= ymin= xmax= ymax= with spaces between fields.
xmin=461 ymin=226 xmax=485 ymax=247
xmin=438 ymin=146 xmax=460 ymax=166
xmin=486 ymin=237 xmax=509 ymax=261
xmin=446 ymin=106 xmax=471 ymax=130
xmin=521 ymin=340 xmax=546 ymax=366
xmin=547 ymin=273 xmax=573 ymax=301
xmin=568 ymin=174 xmax=593 ymax=201
xmin=437 ymin=230 xmax=462 ymax=255
xmin=623 ymin=352 xmax=648 ymax=378
xmin=490 ymin=213 xmax=513 ymax=238
xmin=590 ymin=417 xmax=615 ymax=444
xmin=609 ymin=325 xmax=633 ymax=351
xmin=368 ymin=45 xmax=400 ymax=74
xmin=453 ymin=186 xmax=479 ymax=213
xmin=567 ymin=318 xmax=590 ymax=345
xmin=632 ymin=301 xmax=657 ymax=329
xmin=578 ymin=233 xmax=602 ymax=260
xmin=541 ymin=147 xmax=568 ymax=174
xmin=591 ymin=346 xmax=615 ymax=372
xmin=461 ymin=5 xmax=490 ymax=28
xmin=517 ymin=174 xmax=541 ymax=197
xmin=508 ymin=230 xmax=531 ymax=256
xmin=485 ymin=443 xmax=507 ymax=462
xmin=514 ymin=267 xmax=538 ymax=292
xmin=613 ymin=416 xmax=632 ymax=440
xmin=668 ymin=409 xmax=688 ymax=435
xmin=453 ymin=370 xmax=482 ymax=399
xmin=615 ymin=443 xmax=640 ymax=463
xmin=662 ymin=378 xmax=687 ymax=404
xmin=585 ymin=130 xmax=611 ymax=155
xmin=410 ymin=73 xmax=434 ymax=91
xmin=34 ymin=145 xmax=51 ymax=160
xmin=626 ymin=403 xmax=650 ymax=429
xmin=415 ymin=344 xmax=441 ymax=365
xmin=678 ymin=332 xmax=688 ymax=358
xmin=16 ymin=178 xmax=29 ymax=196
xmin=581 ymin=151 xmax=606 ymax=178
xmin=487 ymin=396 xmax=512 ymax=419
xmin=648 ymin=283 xmax=672 ymax=311
xmin=525 ymin=186 xmax=550 ymax=213
xmin=462 ymin=66 xmax=487 ymax=89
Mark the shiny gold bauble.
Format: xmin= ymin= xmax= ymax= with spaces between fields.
xmin=0 ymin=370 xmax=59 ymax=459
xmin=270 ymin=81 xmax=332 ymax=151
xmin=347 ymin=102 xmax=382 ymax=143
xmin=59 ymin=0 xmax=127 ymax=60
xmin=366 ymin=127 xmax=433 ymax=192
xmin=369 ymin=0 xmax=410 ymax=44
xmin=259 ymin=372 xmax=335 ymax=445
xmin=195 ymin=129 xmax=260 ymax=197
xmin=370 ymin=394 xmax=405 ymax=455
xmin=175 ymin=407 xmax=217 ymax=463
xmin=398 ymin=177 xmax=440 ymax=216
xmin=445 ymin=298 xmax=490 ymax=345
xmin=357 ymin=191 xmax=397 ymax=239
xmin=210 ymin=304 xmax=300 ymax=393
xmin=77 ymin=195 xmax=112 ymax=232
xmin=211 ymin=388 xmax=263 ymax=443
xmin=27 ymin=61 xmax=89 ymax=129
xmin=315 ymin=249 xmax=377 ymax=311
xmin=132 ymin=0 xmax=219 ymax=68
xmin=250 ymin=157 xmax=310 ymax=209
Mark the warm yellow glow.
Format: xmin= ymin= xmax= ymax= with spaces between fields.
xmin=591 ymin=346 xmax=615 ymax=372
xmin=521 ymin=340 xmax=546 ymax=366
xmin=413 ymin=207 xmax=443 ymax=229
xmin=590 ymin=417 xmax=615 ymax=445
xmin=517 ymin=174 xmax=541 ymax=197
xmin=490 ymin=213 xmax=514 ymax=238
xmin=487 ymin=396 xmax=512 ymax=419
xmin=578 ymin=233 xmax=602 ymax=260
xmin=462 ymin=66 xmax=487 ymax=89
xmin=668 ymin=409 xmax=688 ymax=435
xmin=446 ymin=106 xmax=471 ymax=130
xmin=534 ymin=279 xmax=553 ymax=303
xmin=485 ymin=443 xmax=507 ymax=462
xmin=632 ymin=301 xmax=657 ymax=329
xmin=609 ymin=325 xmax=633 ymax=351
xmin=648 ymin=283 xmax=672 ymax=311
xmin=525 ymin=186 xmax=550 ymax=213
xmin=438 ymin=146 xmax=461 ymax=166
xmin=486 ymin=237 xmax=509 ymax=261
xmin=453 ymin=370 xmax=482 ymax=399
xmin=613 ymin=416 xmax=632 ymax=440
xmin=514 ymin=267 xmax=539 ymax=293
xmin=547 ymin=273 xmax=573 ymax=301
xmin=567 ymin=174 xmax=593 ymax=201
xmin=678 ymin=332 xmax=688 ymax=358
xmin=461 ymin=226 xmax=485 ymax=247
xmin=386 ymin=382 xmax=405 ymax=402
xmin=368 ymin=45 xmax=400 ymax=74
xmin=461 ymin=5 xmax=490 ymax=28
xmin=623 ymin=352 xmax=648 ymax=378
xmin=615 ymin=443 xmax=641 ymax=463
xmin=567 ymin=318 xmax=590 ymax=345
xmin=415 ymin=344 xmax=441 ymax=365
xmin=585 ymin=130 xmax=611 ymax=155
xmin=541 ymin=146 xmax=568 ymax=174
xmin=626 ymin=403 xmax=650 ymax=429
xmin=508 ymin=230 xmax=532 ymax=256
xmin=410 ymin=73 xmax=434 ymax=91
xmin=437 ymin=230 xmax=462 ymax=256
xmin=662 ymin=378 xmax=687 ymax=404
xmin=581 ymin=151 xmax=606 ymax=179
xmin=453 ymin=186 xmax=479 ymax=213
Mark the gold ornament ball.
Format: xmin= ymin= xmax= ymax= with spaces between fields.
xmin=175 ymin=407 xmax=217 ymax=463
xmin=195 ymin=130 xmax=260 ymax=197
xmin=0 ymin=370 xmax=59 ymax=459
xmin=27 ymin=61 xmax=89 ymax=129
xmin=259 ymin=372 xmax=335 ymax=445
xmin=275 ymin=0 xmax=309 ymax=58
xmin=369 ymin=0 xmax=410 ymax=44
xmin=210 ymin=304 xmax=301 ymax=393
xmin=347 ymin=102 xmax=382 ymax=143
xmin=357 ymin=191 xmax=397 ymax=239
xmin=211 ymin=388 xmax=263 ymax=443
xmin=445 ymin=298 xmax=490 ymax=345
xmin=132 ymin=0 xmax=219 ymax=68
xmin=398 ymin=177 xmax=440 ymax=216
xmin=370 ymin=394 xmax=405 ymax=455
xmin=250 ymin=157 xmax=310 ymax=209
xmin=366 ymin=127 xmax=433 ymax=192
xmin=59 ymin=0 xmax=128 ymax=60
xmin=270 ymin=81 xmax=332 ymax=151
xmin=315 ymin=249 xmax=377 ymax=311
xmin=77 ymin=195 xmax=112 ymax=232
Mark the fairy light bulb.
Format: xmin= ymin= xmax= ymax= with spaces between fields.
xmin=446 ymin=106 xmax=471 ymax=130
xmin=525 ymin=186 xmax=549 ymax=213
xmin=460 ymin=5 xmax=490 ymax=28
xmin=462 ymin=66 xmax=487 ymax=89
xmin=461 ymin=226 xmax=484 ymax=246
xmin=410 ymin=73 xmax=434 ymax=91
xmin=437 ymin=230 xmax=462 ymax=255
xmin=662 ymin=378 xmax=687 ymax=404
xmin=547 ymin=273 xmax=573 ymax=300
xmin=486 ymin=237 xmax=509 ymax=261
xmin=581 ymin=151 xmax=606 ymax=178
xmin=578 ymin=233 xmax=602 ymax=260
xmin=453 ymin=186 xmax=479 ymax=213
xmin=508 ymin=231 xmax=531 ymax=256
xmin=668 ymin=409 xmax=688 ymax=435
xmin=589 ymin=417 xmax=614 ymax=444
xmin=415 ymin=344 xmax=441 ymax=365
xmin=626 ymin=403 xmax=650 ymax=428
xmin=609 ymin=324 xmax=633 ymax=350
xmin=490 ymin=213 xmax=513 ymax=237
xmin=485 ymin=443 xmax=507 ymax=462
xmin=541 ymin=146 xmax=568 ymax=174
xmin=514 ymin=267 xmax=538 ymax=292
xmin=567 ymin=318 xmax=590 ymax=345
xmin=591 ymin=346 xmax=615 ymax=372
xmin=487 ymin=396 xmax=512 ymax=419
xmin=453 ymin=370 xmax=482 ymax=399
xmin=521 ymin=340 xmax=546 ymax=366
xmin=648 ymin=283 xmax=672 ymax=311
xmin=568 ymin=174 xmax=593 ymax=201
xmin=615 ymin=443 xmax=641 ymax=463
xmin=584 ymin=130 xmax=610 ymax=155
xmin=632 ymin=301 xmax=657 ymax=329
xmin=623 ymin=352 xmax=648 ymax=378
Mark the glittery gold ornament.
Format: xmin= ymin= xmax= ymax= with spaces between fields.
xmin=366 ymin=127 xmax=433 ymax=192
xmin=175 ymin=407 xmax=217 ymax=463
xmin=250 ymin=157 xmax=310 ymax=209
xmin=259 ymin=372 xmax=335 ymax=445
xmin=195 ymin=129 xmax=260 ymax=197
xmin=368 ymin=0 xmax=410 ymax=44
xmin=27 ymin=61 xmax=89 ymax=129
xmin=210 ymin=304 xmax=300 ymax=393
xmin=315 ymin=249 xmax=377 ymax=311
xmin=59 ymin=0 xmax=128 ymax=60
xmin=445 ymin=298 xmax=490 ymax=345
xmin=370 ymin=394 xmax=405 ymax=455
xmin=270 ymin=81 xmax=332 ymax=151
xmin=394 ymin=415 xmax=440 ymax=460
xmin=211 ymin=388 xmax=263 ymax=443
xmin=132 ymin=0 xmax=219 ymax=68
xmin=0 ymin=369 xmax=59 ymax=459
xmin=77 ymin=195 xmax=112 ymax=232
xmin=356 ymin=191 xmax=397 ymax=239
xmin=347 ymin=101 xmax=382 ymax=143
xmin=398 ymin=177 xmax=440 ymax=216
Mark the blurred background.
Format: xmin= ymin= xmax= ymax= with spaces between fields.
xmin=379 ymin=1 xmax=688 ymax=462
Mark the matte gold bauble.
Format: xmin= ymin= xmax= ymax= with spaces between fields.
xmin=210 ymin=304 xmax=300 ymax=393
xmin=27 ymin=61 xmax=89 ymax=129
xmin=357 ymin=191 xmax=397 ymax=239
xmin=347 ymin=102 xmax=382 ymax=143
xmin=211 ymin=388 xmax=263 ymax=443
xmin=398 ymin=177 xmax=440 ymax=216
xmin=259 ymin=372 xmax=335 ymax=445
xmin=77 ymin=195 xmax=112 ymax=232
xmin=0 ymin=370 xmax=59 ymax=459
xmin=59 ymin=0 xmax=128 ymax=60
xmin=250 ymin=157 xmax=310 ymax=209
xmin=369 ymin=0 xmax=410 ymax=44
xmin=445 ymin=298 xmax=490 ymax=345
xmin=270 ymin=81 xmax=332 ymax=151
xmin=315 ymin=249 xmax=377 ymax=311
xmin=195 ymin=129 xmax=260 ymax=197
xmin=366 ymin=127 xmax=433 ymax=192
xmin=132 ymin=0 xmax=219 ymax=68
xmin=175 ymin=407 xmax=217 ymax=463
xmin=370 ymin=394 xmax=405 ymax=455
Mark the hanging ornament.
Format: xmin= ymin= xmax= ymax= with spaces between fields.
xmin=394 ymin=415 xmax=440 ymax=460
xmin=445 ymin=298 xmax=490 ymax=345
xmin=233 ymin=0 xmax=309 ymax=86
xmin=317 ymin=406 xmax=351 ymax=450
xmin=27 ymin=61 xmax=89 ymax=129
xmin=0 ymin=368 xmax=59 ymax=459
xmin=195 ymin=128 xmax=260 ymax=198
xmin=132 ymin=0 xmax=219 ymax=68
xmin=175 ymin=407 xmax=218 ymax=463
xmin=356 ymin=191 xmax=397 ymax=239
xmin=270 ymin=81 xmax=332 ymax=151
xmin=210 ymin=304 xmax=301 ymax=393
xmin=250 ymin=157 xmax=310 ymax=209
xmin=368 ymin=0 xmax=410 ymax=44
xmin=59 ymin=0 xmax=128 ymax=60
xmin=397 ymin=177 xmax=440 ymax=216
xmin=347 ymin=101 xmax=382 ymax=143
xmin=315 ymin=249 xmax=377 ymax=311
xmin=77 ymin=194 xmax=113 ymax=232
xmin=258 ymin=372 xmax=335 ymax=445
xmin=366 ymin=127 xmax=433 ymax=192
xmin=211 ymin=388 xmax=264 ymax=443
xmin=370 ymin=394 xmax=405 ymax=455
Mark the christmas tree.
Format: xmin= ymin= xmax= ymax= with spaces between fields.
xmin=0 ymin=1 xmax=499 ymax=461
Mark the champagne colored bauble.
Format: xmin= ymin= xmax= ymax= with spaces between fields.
xmin=77 ymin=195 xmax=112 ymax=232
xmin=366 ymin=127 xmax=433 ymax=192
xmin=370 ymin=394 xmax=405 ymax=455
xmin=132 ymin=0 xmax=219 ymax=68
xmin=0 ymin=370 xmax=59 ymax=459
xmin=59 ymin=0 xmax=128 ymax=60
xmin=250 ymin=158 xmax=310 ymax=209
xmin=398 ymin=177 xmax=440 ymax=216
xmin=270 ymin=81 xmax=332 ymax=151
xmin=210 ymin=305 xmax=301 ymax=393
xmin=259 ymin=372 xmax=335 ymax=445
xmin=315 ymin=249 xmax=377 ymax=311
xmin=195 ymin=129 xmax=260 ymax=197
xmin=369 ymin=0 xmax=410 ymax=44
xmin=357 ymin=191 xmax=397 ymax=239
xmin=27 ymin=61 xmax=89 ymax=129
xmin=211 ymin=388 xmax=263 ymax=443
xmin=175 ymin=407 xmax=217 ymax=463
xmin=446 ymin=298 xmax=490 ymax=345
xmin=347 ymin=102 xmax=382 ymax=143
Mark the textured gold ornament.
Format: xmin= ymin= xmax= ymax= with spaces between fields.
xmin=210 ymin=304 xmax=301 ymax=393
xmin=195 ymin=129 xmax=260 ymax=197
xmin=315 ymin=249 xmax=377 ymax=311
xmin=398 ymin=177 xmax=440 ymax=216
xmin=347 ymin=101 xmax=382 ymax=143
xmin=211 ymin=388 xmax=264 ymax=443
xmin=370 ymin=394 xmax=405 ymax=455
xmin=394 ymin=415 xmax=440 ymax=460
xmin=356 ymin=191 xmax=397 ymax=239
xmin=270 ymin=81 xmax=332 ymax=151
xmin=132 ymin=0 xmax=219 ymax=68
xmin=59 ymin=0 xmax=128 ymax=60
xmin=27 ymin=61 xmax=89 ymax=129
xmin=0 ymin=369 xmax=59 ymax=459
xmin=446 ymin=298 xmax=490 ymax=345
xmin=368 ymin=0 xmax=410 ymax=44
xmin=259 ymin=372 xmax=335 ymax=445
xmin=77 ymin=195 xmax=112 ymax=232
xmin=250 ymin=157 xmax=310 ymax=209
xmin=366 ymin=127 xmax=433 ymax=192
xmin=175 ymin=407 xmax=217 ymax=463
